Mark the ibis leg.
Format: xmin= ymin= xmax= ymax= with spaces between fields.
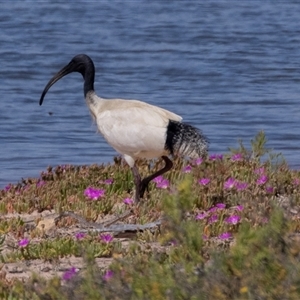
xmin=139 ymin=156 xmax=173 ymax=198
xmin=132 ymin=165 xmax=142 ymax=203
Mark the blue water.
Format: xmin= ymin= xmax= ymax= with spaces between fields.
xmin=1 ymin=1 xmax=300 ymax=188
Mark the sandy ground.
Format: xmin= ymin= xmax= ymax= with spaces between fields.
xmin=0 ymin=209 xmax=145 ymax=282
xmin=1 ymin=256 xmax=113 ymax=281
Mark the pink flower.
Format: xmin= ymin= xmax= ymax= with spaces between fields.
xmin=100 ymin=234 xmax=114 ymax=243
xmin=75 ymin=232 xmax=86 ymax=240
xmin=209 ymin=154 xmax=223 ymax=161
xmin=218 ymin=232 xmax=232 ymax=240
xmin=36 ymin=180 xmax=46 ymax=188
xmin=216 ymin=203 xmax=226 ymax=209
xmin=103 ymin=270 xmax=114 ymax=281
xmin=224 ymin=178 xmax=236 ymax=189
xmin=293 ymin=178 xmax=300 ymax=185
xmin=153 ymin=176 xmax=164 ymax=184
xmin=194 ymin=158 xmax=203 ymax=165
xmin=236 ymin=205 xmax=244 ymax=211
xmin=256 ymin=175 xmax=268 ymax=185
xmin=195 ymin=212 xmax=208 ymax=220
xmin=152 ymin=175 xmax=170 ymax=189
xmin=266 ymin=186 xmax=274 ymax=193
xmin=18 ymin=238 xmax=29 ymax=248
xmin=123 ymin=197 xmax=134 ymax=205
xmin=235 ymin=182 xmax=248 ymax=191
xmin=225 ymin=215 xmax=241 ymax=225
xmin=208 ymin=215 xmax=218 ymax=224
xmin=4 ymin=184 xmax=11 ymax=192
xmin=198 ymin=178 xmax=210 ymax=186
xmin=254 ymin=167 xmax=265 ymax=175
xmin=103 ymin=179 xmax=113 ymax=185
xmin=231 ymin=153 xmax=243 ymax=161
xmin=156 ymin=179 xmax=169 ymax=189
xmin=62 ymin=267 xmax=78 ymax=281
xmin=205 ymin=204 xmax=225 ymax=214
xmin=208 ymin=206 xmax=218 ymax=213
xmin=182 ymin=165 xmax=192 ymax=173
xmin=84 ymin=187 xmax=105 ymax=200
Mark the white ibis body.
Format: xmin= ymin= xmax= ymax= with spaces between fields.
xmin=39 ymin=54 xmax=208 ymax=203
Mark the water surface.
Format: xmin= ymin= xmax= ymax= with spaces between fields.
xmin=1 ymin=2 xmax=300 ymax=187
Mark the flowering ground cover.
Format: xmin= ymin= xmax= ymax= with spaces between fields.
xmin=0 ymin=132 xmax=300 ymax=299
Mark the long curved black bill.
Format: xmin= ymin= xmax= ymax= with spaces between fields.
xmin=39 ymin=62 xmax=74 ymax=106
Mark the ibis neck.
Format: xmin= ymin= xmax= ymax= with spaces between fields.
xmin=83 ymin=68 xmax=95 ymax=97
xmin=77 ymin=56 xmax=95 ymax=97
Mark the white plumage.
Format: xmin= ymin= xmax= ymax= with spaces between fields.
xmin=40 ymin=54 xmax=208 ymax=203
xmin=87 ymin=94 xmax=182 ymax=162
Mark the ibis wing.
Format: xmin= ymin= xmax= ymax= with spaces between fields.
xmin=95 ymin=104 xmax=179 ymax=158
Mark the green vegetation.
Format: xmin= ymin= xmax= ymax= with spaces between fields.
xmin=0 ymin=131 xmax=300 ymax=299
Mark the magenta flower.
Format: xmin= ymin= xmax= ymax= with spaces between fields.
xmin=182 ymin=165 xmax=192 ymax=173
xmin=195 ymin=212 xmax=208 ymax=220
xmin=100 ymin=234 xmax=114 ymax=243
xmin=256 ymin=175 xmax=268 ymax=185
xmin=198 ymin=178 xmax=210 ymax=186
xmin=36 ymin=180 xmax=46 ymax=188
xmin=123 ymin=197 xmax=134 ymax=205
xmin=208 ymin=215 xmax=218 ymax=224
xmin=225 ymin=215 xmax=241 ymax=225
xmin=235 ymin=182 xmax=248 ymax=191
xmin=293 ymin=178 xmax=300 ymax=185
xmin=208 ymin=206 xmax=218 ymax=213
xmin=266 ymin=186 xmax=274 ymax=193
xmin=231 ymin=153 xmax=243 ymax=161
xmin=216 ymin=203 xmax=226 ymax=209
xmin=18 ymin=238 xmax=29 ymax=248
xmin=254 ymin=167 xmax=265 ymax=175
xmin=75 ymin=232 xmax=86 ymax=240
xmin=153 ymin=175 xmax=169 ymax=188
xmin=218 ymin=232 xmax=232 ymax=240
xmin=194 ymin=158 xmax=203 ymax=165
xmin=224 ymin=178 xmax=236 ymax=189
xmin=4 ymin=184 xmax=11 ymax=192
xmin=103 ymin=270 xmax=114 ymax=281
xmin=209 ymin=154 xmax=223 ymax=161
xmin=84 ymin=187 xmax=105 ymax=200
xmin=62 ymin=267 xmax=77 ymax=281
xmin=236 ymin=205 xmax=244 ymax=211
xmin=103 ymin=179 xmax=113 ymax=185
xmin=156 ymin=179 xmax=169 ymax=189
xmin=153 ymin=176 xmax=163 ymax=184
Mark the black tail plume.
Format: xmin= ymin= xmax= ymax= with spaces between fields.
xmin=165 ymin=120 xmax=208 ymax=158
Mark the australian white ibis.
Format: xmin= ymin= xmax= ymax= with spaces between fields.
xmin=39 ymin=54 xmax=208 ymax=203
